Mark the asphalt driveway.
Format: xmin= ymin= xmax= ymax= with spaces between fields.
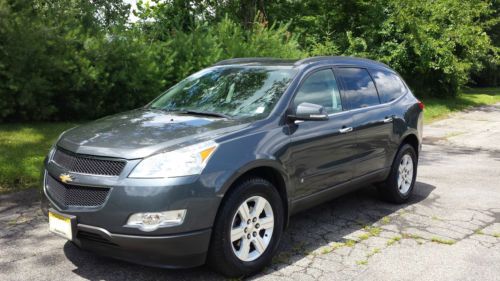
xmin=1 ymin=104 xmax=500 ymax=281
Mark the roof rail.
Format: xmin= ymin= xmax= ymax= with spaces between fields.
xmin=294 ymin=56 xmax=389 ymax=67
xmin=212 ymin=56 xmax=391 ymax=68
xmin=214 ymin=57 xmax=297 ymax=66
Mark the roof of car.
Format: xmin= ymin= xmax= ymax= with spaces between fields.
xmin=214 ymin=56 xmax=390 ymax=69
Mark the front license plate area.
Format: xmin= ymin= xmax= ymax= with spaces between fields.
xmin=48 ymin=210 xmax=75 ymax=240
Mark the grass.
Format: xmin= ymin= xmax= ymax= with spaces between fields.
xmin=367 ymin=247 xmax=381 ymax=258
xmin=0 ymin=122 xmax=77 ymax=194
xmin=356 ymin=259 xmax=368 ymax=265
xmin=430 ymin=237 xmax=456 ymax=245
xmin=320 ymin=247 xmax=333 ymax=254
xmin=402 ymin=233 xmax=426 ymax=245
xmin=365 ymin=226 xmax=382 ymax=236
xmin=330 ymin=242 xmax=346 ymax=250
xmin=475 ymin=229 xmax=485 ymax=235
xmin=423 ymin=87 xmax=500 ymax=123
xmin=355 ymin=247 xmax=381 ymax=267
xmin=358 ymin=233 xmax=371 ymax=241
xmin=319 ymin=242 xmax=346 ymax=255
xmin=380 ymin=216 xmax=391 ymax=224
xmin=319 ymin=227 xmax=383 ymax=257
xmin=475 ymin=230 xmax=500 ymax=238
xmin=386 ymin=235 xmax=402 ymax=246
xmin=358 ymin=226 xmax=382 ymax=241
xmin=0 ymin=87 xmax=498 ymax=194
xmin=402 ymin=233 xmax=422 ymax=240
xmin=345 ymin=239 xmax=357 ymax=247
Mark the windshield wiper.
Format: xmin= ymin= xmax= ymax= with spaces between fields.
xmin=180 ymin=110 xmax=232 ymax=119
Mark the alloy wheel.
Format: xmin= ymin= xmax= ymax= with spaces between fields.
xmin=230 ymin=196 xmax=274 ymax=262
xmin=397 ymin=154 xmax=414 ymax=194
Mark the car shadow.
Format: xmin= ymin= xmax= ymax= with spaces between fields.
xmin=275 ymin=181 xmax=435 ymax=259
xmin=64 ymin=181 xmax=435 ymax=281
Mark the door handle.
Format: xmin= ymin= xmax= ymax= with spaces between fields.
xmin=339 ymin=127 xmax=353 ymax=134
xmin=383 ymin=117 xmax=393 ymax=123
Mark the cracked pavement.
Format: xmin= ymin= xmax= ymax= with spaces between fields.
xmin=1 ymin=104 xmax=500 ymax=281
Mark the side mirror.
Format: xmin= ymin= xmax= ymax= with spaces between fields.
xmin=289 ymin=102 xmax=329 ymax=121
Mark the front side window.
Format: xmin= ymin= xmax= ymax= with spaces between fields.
xmin=293 ymin=69 xmax=342 ymax=114
xmin=335 ymin=68 xmax=380 ymax=109
xmin=149 ymin=66 xmax=297 ymax=118
xmin=369 ymin=69 xmax=407 ymax=103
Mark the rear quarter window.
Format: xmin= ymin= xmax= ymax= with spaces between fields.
xmin=335 ymin=67 xmax=380 ymax=110
xmin=370 ymin=69 xmax=407 ymax=103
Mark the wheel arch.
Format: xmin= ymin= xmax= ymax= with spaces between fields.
xmin=400 ymin=133 xmax=420 ymax=157
xmin=218 ymin=162 xmax=291 ymax=229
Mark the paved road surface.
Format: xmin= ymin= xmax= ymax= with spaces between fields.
xmin=1 ymin=104 xmax=500 ymax=281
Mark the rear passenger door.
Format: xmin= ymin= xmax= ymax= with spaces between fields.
xmin=369 ymin=68 xmax=410 ymax=165
xmin=334 ymin=67 xmax=394 ymax=178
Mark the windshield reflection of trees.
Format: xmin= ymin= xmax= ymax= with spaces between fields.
xmin=155 ymin=67 xmax=293 ymax=117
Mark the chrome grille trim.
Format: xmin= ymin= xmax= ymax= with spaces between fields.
xmin=45 ymin=174 xmax=111 ymax=208
xmin=52 ymin=148 xmax=126 ymax=176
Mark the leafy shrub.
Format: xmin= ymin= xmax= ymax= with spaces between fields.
xmin=164 ymin=17 xmax=305 ymax=85
xmin=0 ymin=0 xmax=497 ymax=122
xmin=296 ymin=0 xmax=497 ymax=97
xmin=0 ymin=1 xmax=305 ymax=122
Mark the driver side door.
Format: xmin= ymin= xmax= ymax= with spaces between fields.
xmin=287 ymin=68 xmax=356 ymax=199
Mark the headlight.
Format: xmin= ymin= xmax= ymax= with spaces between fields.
xmin=128 ymin=140 xmax=218 ymax=178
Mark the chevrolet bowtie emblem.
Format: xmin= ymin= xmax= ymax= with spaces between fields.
xmin=59 ymin=173 xmax=73 ymax=184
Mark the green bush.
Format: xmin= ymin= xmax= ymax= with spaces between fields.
xmin=0 ymin=0 xmax=164 ymax=121
xmin=0 ymin=1 xmax=305 ymax=122
xmin=287 ymin=0 xmax=497 ymax=97
xmin=164 ymin=18 xmax=305 ymax=83
xmin=0 ymin=0 xmax=498 ymax=122
xmin=379 ymin=0 xmax=496 ymax=97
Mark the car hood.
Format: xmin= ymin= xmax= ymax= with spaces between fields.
xmin=57 ymin=109 xmax=249 ymax=159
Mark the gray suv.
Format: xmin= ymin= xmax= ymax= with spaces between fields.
xmin=43 ymin=56 xmax=423 ymax=277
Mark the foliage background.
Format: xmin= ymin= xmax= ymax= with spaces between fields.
xmin=0 ymin=0 xmax=498 ymax=122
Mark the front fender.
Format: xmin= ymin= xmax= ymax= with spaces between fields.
xmin=204 ymin=157 xmax=292 ymax=229
xmin=217 ymin=158 xmax=291 ymax=196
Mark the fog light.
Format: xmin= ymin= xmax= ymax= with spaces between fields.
xmin=125 ymin=210 xmax=186 ymax=232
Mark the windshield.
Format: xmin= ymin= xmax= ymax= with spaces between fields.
xmin=149 ymin=66 xmax=297 ymax=118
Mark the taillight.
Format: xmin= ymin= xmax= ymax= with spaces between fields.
xmin=417 ymin=100 xmax=425 ymax=110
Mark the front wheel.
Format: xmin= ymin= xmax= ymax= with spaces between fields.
xmin=378 ymin=144 xmax=418 ymax=203
xmin=207 ymin=177 xmax=284 ymax=277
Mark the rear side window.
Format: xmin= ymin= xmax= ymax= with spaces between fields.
xmin=370 ymin=69 xmax=407 ymax=103
xmin=293 ymin=69 xmax=342 ymax=114
xmin=335 ymin=68 xmax=379 ymax=110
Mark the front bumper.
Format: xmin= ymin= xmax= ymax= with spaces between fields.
xmin=44 ymin=203 xmax=213 ymax=268
xmin=42 ymin=155 xmax=224 ymax=267
xmin=73 ymin=220 xmax=211 ymax=268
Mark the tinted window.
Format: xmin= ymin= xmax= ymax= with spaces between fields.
xmin=370 ymin=69 xmax=407 ymax=103
xmin=336 ymin=68 xmax=379 ymax=109
xmin=293 ymin=69 xmax=342 ymax=114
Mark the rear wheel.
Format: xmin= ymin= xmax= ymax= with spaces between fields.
xmin=208 ymin=177 xmax=284 ymax=277
xmin=378 ymin=144 xmax=417 ymax=203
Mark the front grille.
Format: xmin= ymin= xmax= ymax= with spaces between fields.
xmin=52 ymin=148 xmax=126 ymax=176
xmin=46 ymin=175 xmax=110 ymax=208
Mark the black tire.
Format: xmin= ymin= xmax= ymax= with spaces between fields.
xmin=207 ymin=177 xmax=284 ymax=278
xmin=378 ymin=144 xmax=418 ymax=204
